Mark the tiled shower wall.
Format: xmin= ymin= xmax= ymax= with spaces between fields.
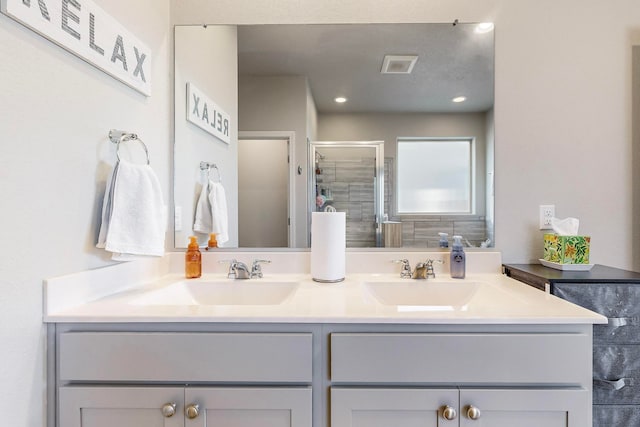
xmin=317 ymin=158 xmax=376 ymax=247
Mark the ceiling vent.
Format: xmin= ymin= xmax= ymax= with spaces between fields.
xmin=381 ymin=55 xmax=418 ymax=74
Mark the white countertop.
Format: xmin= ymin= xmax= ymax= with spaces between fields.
xmin=43 ymin=253 xmax=607 ymax=324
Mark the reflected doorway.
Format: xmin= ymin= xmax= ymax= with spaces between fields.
xmin=309 ymin=141 xmax=384 ymax=247
xmin=238 ymin=136 xmax=291 ymax=247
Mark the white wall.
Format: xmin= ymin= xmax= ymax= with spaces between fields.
xmin=174 ymin=25 xmax=238 ymax=248
xmin=173 ymin=0 xmax=640 ymax=268
xmin=0 ymin=1 xmax=171 ymax=425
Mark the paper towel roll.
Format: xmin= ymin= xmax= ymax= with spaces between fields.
xmin=311 ymin=212 xmax=346 ymax=282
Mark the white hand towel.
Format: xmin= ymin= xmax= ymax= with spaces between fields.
xmin=208 ymin=180 xmax=229 ymax=244
xmin=98 ymin=160 xmax=165 ymax=257
xmin=193 ymin=181 xmax=212 ymax=234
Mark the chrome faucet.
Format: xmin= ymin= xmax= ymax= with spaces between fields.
xmin=412 ymin=262 xmax=428 ymax=279
xmin=251 ymin=259 xmax=271 ymax=278
xmin=424 ymin=259 xmax=444 ymax=279
xmin=219 ymin=259 xmax=251 ymax=279
xmin=392 ymin=259 xmax=412 ymax=279
xmin=394 ymin=258 xmax=443 ymax=279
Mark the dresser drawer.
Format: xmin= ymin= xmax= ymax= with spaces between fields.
xmin=594 ymin=405 xmax=640 ymax=427
xmin=331 ymin=333 xmax=589 ymax=384
xmin=59 ymin=332 xmax=312 ymax=383
xmin=553 ymin=283 xmax=640 ymax=343
xmin=594 ymin=345 xmax=640 ymax=404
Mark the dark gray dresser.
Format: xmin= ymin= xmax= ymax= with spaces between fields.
xmin=503 ymin=263 xmax=640 ymax=427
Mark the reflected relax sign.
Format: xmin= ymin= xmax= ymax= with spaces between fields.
xmin=1 ymin=0 xmax=152 ymax=96
xmin=186 ymin=82 xmax=231 ymax=144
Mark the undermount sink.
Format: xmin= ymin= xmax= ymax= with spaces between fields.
xmin=129 ymin=280 xmax=300 ymax=306
xmin=363 ymin=281 xmax=480 ymax=308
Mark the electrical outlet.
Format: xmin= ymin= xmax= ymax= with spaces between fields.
xmin=539 ymin=204 xmax=555 ymax=230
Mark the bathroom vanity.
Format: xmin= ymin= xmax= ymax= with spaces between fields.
xmin=45 ymin=252 xmax=605 ymax=427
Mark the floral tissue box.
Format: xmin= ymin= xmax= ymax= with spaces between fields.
xmin=543 ymin=234 xmax=590 ymax=264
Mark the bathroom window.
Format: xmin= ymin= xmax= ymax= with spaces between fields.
xmin=396 ymin=138 xmax=473 ymax=214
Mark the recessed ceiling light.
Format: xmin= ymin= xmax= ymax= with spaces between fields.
xmin=452 ymin=96 xmax=467 ymax=103
xmin=475 ymin=22 xmax=494 ymax=34
xmin=334 ymin=96 xmax=348 ymax=103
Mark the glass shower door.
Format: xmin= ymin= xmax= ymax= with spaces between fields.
xmin=309 ymin=141 xmax=384 ymax=247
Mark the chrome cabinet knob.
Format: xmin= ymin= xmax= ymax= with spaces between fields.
xmin=467 ymin=405 xmax=481 ymax=420
xmin=442 ymin=405 xmax=457 ymax=420
xmin=161 ymin=403 xmax=176 ymax=418
xmin=185 ymin=404 xmax=200 ymax=419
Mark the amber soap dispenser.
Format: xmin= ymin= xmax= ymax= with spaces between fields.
xmin=206 ymin=233 xmax=218 ymax=250
xmin=185 ymin=236 xmax=202 ymax=279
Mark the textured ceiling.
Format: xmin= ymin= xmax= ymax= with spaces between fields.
xmin=238 ymin=23 xmax=494 ymax=114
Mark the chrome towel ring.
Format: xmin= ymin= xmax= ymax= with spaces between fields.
xmin=109 ymin=129 xmax=150 ymax=165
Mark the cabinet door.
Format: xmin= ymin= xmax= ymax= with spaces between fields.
xmin=459 ymin=388 xmax=589 ymax=427
xmin=331 ymin=388 xmax=459 ymax=427
xmin=59 ymin=386 xmax=184 ymax=427
xmin=184 ymin=387 xmax=312 ymax=427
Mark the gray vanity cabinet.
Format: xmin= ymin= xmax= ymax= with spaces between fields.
xmin=331 ymin=388 xmax=588 ymax=427
xmin=503 ymin=263 xmax=640 ymax=427
xmin=51 ymin=324 xmax=593 ymax=427
xmin=59 ymin=386 xmax=184 ymax=427
xmin=331 ymin=388 xmax=459 ymax=427
xmin=59 ymin=386 xmax=311 ymax=427
xmin=54 ymin=331 xmax=313 ymax=427
xmin=330 ymin=332 xmax=590 ymax=427
xmin=184 ymin=387 xmax=312 ymax=427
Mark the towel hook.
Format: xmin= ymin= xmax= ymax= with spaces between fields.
xmin=200 ymin=161 xmax=222 ymax=183
xmin=109 ymin=129 xmax=150 ymax=165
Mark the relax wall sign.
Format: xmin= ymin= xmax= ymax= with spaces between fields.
xmin=1 ymin=0 xmax=152 ymax=96
xmin=186 ymin=82 xmax=231 ymax=144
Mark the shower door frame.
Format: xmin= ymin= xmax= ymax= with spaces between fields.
xmin=308 ymin=140 xmax=385 ymax=247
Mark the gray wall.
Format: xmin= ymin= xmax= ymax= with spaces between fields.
xmin=238 ymin=75 xmax=317 ymax=247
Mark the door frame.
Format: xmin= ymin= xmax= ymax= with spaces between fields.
xmin=238 ymin=131 xmax=296 ymax=248
xmin=308 ymin=140 xmax=384 ymax=247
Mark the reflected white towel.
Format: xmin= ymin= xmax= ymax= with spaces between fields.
xmin=193 ymin=181 xmax=212 ymax=234
xmin=209 ymin=181 xmax=229 ymax=245
xmin=97 ymin=160 xmax=165 ymax=257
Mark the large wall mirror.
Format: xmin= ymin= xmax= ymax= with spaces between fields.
xmin=174 ymin=23 xmax=494 ymax=250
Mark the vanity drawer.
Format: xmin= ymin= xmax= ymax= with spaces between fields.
xmin=593 ymin=344 xmax=640 ymax=404
xmin=331 ymin=333 xmax=589 ymax=384
xmin=59 ymin=332 xmax=312 ymax=383
xmin=553 ymin=283 xmax=640 ymax=344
